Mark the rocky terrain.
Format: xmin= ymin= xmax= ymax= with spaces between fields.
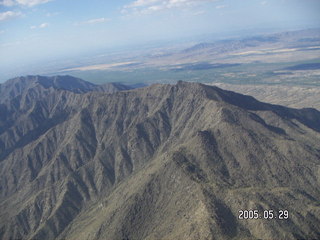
xmin=0 ymin=76 xmax=319 ymax=239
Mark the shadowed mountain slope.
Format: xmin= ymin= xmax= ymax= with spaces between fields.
xmin=0 ymin=77 xmax=319 ymax=239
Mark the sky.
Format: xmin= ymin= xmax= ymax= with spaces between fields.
xmin=0 ymin=0 xmax=320 ymax=80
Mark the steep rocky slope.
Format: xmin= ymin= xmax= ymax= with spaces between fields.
xmin=0 ymin=77 xmax=319 ymax=239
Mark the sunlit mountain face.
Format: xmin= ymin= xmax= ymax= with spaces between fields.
xmin=0 ymin=76 xmax=320 ymax=239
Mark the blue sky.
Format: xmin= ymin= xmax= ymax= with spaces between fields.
xmin=0 ymin=0 xmax=319 ymax=80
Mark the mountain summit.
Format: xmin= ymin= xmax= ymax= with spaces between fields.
xmin=0 ymin=76 xmax=319 ymax=239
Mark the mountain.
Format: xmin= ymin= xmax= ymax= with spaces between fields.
xmin=182 ymin=28 xmax=320 ymax=55
xmin=181 ymin=36 xmax=280 ymax=54
xmin=0 ymin=77 xmax=319 ymax=239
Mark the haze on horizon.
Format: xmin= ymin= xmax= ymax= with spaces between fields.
xmin=0 ymin=0 xmax=320 ymax=81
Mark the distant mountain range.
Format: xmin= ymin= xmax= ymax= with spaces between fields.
xmin=0 ymin=76 xmax=319 ymax=239
xmin=182 ymin=28 xmax=320 ymax=54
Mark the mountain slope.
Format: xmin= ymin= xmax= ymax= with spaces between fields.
xmin=0 ymin=78 xmax=319 ymax=239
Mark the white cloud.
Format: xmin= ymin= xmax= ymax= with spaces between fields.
xmin=30 ymin=22 xmax=49 ymax=29
xmin=215 ymin=4 xmax=227 ymax=9
xmin=0 ymin=30 xmax=5 ymax=34
xmin=0 ymin=0 xmax=52 ymax=7
xmin=0 ymin=11 xmax=21 ymax=21
xmin=39 ymin=22 xmax=48 ymax=28
xmin=261 ymin=1 xmax=267 ymax=5
xmin=85 ymin=18 xmax=109 ymax=24
xmin=75 ymin=17 xmax=110 ymax=25
xmin=123 ymin=0 xmax=218 ymax=15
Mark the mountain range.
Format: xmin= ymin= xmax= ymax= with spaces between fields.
xmin=0 ymin=75 xmax=319 ymax=239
